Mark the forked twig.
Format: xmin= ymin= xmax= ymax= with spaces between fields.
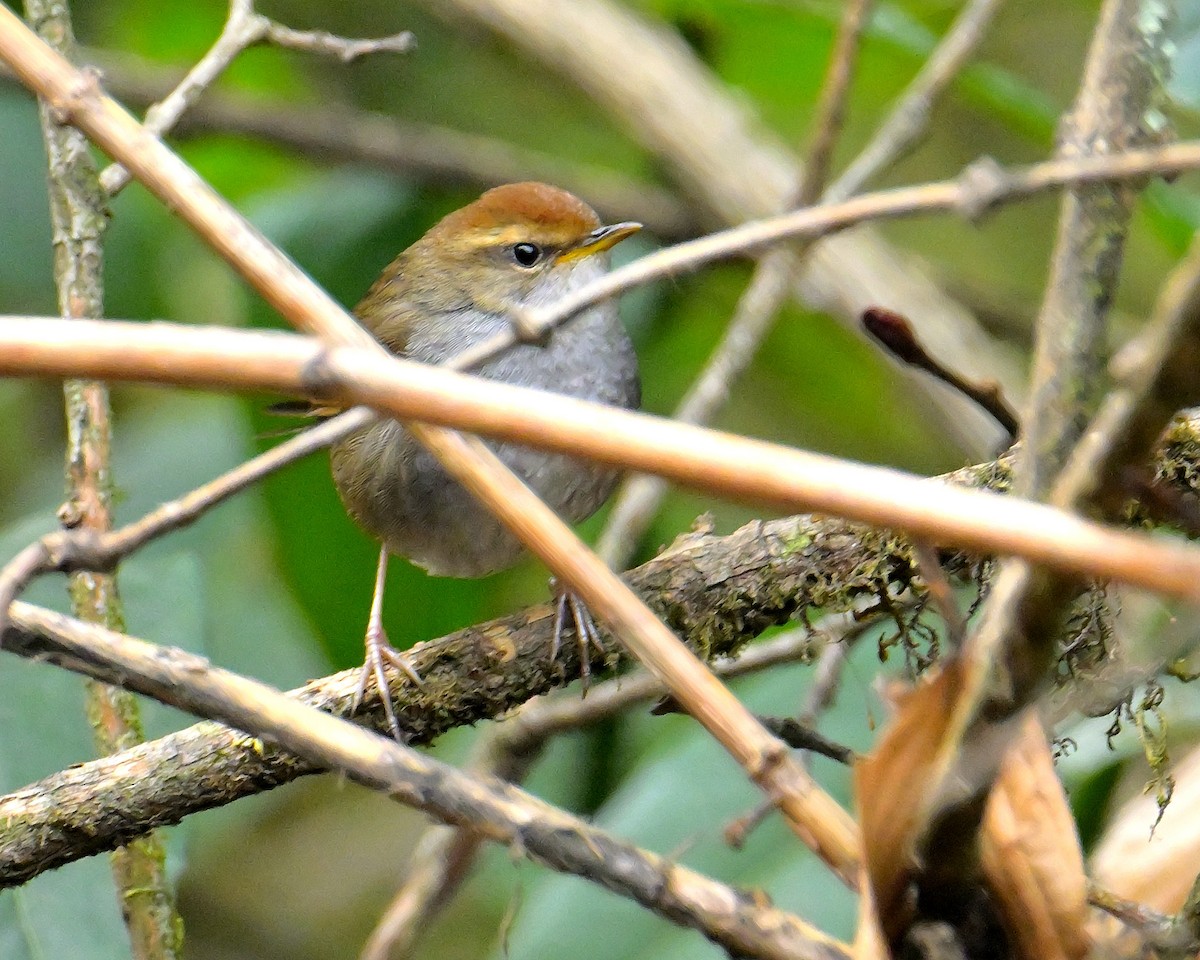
xmin=99 ymin=0 xmax=411 ymax=196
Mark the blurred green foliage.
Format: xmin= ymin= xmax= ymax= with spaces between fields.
xmin=2 ymin=1 xmax=1199 ymax=958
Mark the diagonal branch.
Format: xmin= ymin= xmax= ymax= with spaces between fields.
xmin=0 ymin=600 xmax=847 ymax=960
xmin=2 ymin=317 xmax=1200 ymax=602
xmin=599 ymin=0 xmax=1002 ymax=569
xmin=4 ymin=417 xmax=1200 ymax=887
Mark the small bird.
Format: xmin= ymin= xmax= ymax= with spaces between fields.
xmin=328 ymin=182 xmax=641 ymax=737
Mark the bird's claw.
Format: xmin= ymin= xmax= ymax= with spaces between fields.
xmin=351 ymin=622 xmax=423 ymax=742
xmin=551 ymin=583 xmax=607 ymax=696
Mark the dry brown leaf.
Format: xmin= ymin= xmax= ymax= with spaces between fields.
xmin=855 ymin=660 xmax=966 ymax=945
xmin=1092 ymin=740 xmax=1200 ymax=912
xmin=981 ymin=713 xmax=1090 ymax=960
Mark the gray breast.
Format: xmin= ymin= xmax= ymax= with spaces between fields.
xmin=330 ymin=299 xmax=639 ymax=578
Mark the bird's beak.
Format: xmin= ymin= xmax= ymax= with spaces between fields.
xmin=556 ymin=221 xmax=642 ymax=264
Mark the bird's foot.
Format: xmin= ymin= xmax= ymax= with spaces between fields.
xmin=550 ymin=580 xmax=607 ymax=696
xmin=351 ymin=621 xmax=424 ymax=742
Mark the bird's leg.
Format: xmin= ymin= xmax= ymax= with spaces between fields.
xmin=550 ymin=579 xmax=607 ymax=696
xmin=352 ymin=547 xmax=423 ymax=741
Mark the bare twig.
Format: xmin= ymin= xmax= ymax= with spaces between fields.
xmin=98 ymin=0 xmax=411 ymax=196
xmin=0 ymin=600 xmax=847 ymax=960
xmin=825 ymin=0 xmax=1005 ymax=204
xmin=10 ymin=316 xmax=1200 ymax=604
xmin=726 ymin=614 xmax=872 ymax=849
xmin=450 ymin=140 xmax=1200 ymax=374
xmin=910 ymin=541 xmax=967 ymax=647
xmin=862 ymin=306 xmax=1019 ymax=438
xmin=757 ymin=717 xmax=855 ymax=764
xmin=4 ymin=317 xmax=1200 ymax=603
xmin=1017 ymin=0 xmax=1166 ymax=499
xmin=414 ymin=427 xmax=864 ymax=879
xmin=1089 ymin=880 xmax=1200 ymax=956
xmin=596 ymin=0 xmax=873 ymax=568
xmin=70 ymin=49 xmax=698 ymax=237
xmin=1054 ymin=230 xmax=1200 ymax=513
xmin=258 ymin=19 xmax=412 ymax=62
xmin=0 ymin=46 xmax=699 ymax=237
xmin=794 ymin=0 xmax=873 ymax=207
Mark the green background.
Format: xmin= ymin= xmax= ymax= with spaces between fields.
xmin=1 ymin=1 xmax=1198 ymax=957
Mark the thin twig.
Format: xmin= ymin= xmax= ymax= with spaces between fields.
xmin=757 ymin=717 xmax=855 ymax=764
xmin=0 ymin=600 xmax=846 ymax=960
xmin=795 ymin=0 xmax=874 ymax=207
xmin=1054 ymin=230 xmax=1200 ymax=513
xmin=0 ymin=46 xmax=698 ymax=238
xmin=593 ymin=249 xmax=793 ymax=567
xmin=98 ymin=0 xmax=411 ymax=196
xmin=52 ymin=48 xmax=696 ymax=238
xmin=726 ymin=614 xmax=871 ymax=849
xmin=862 ymin=306 xmax=1019 ymax=439
xmin=1088 ymin=881 xmax=1200 ymax=955
xmin=910 ymin=541 xmax=968 ymax=647
xmin=450 ymin=140 xmax=1200 ymax=374
xmin=259 ymin=19 xmax=412 ymax=62
xmin=507 ymin=624 xmax=834 ymax=749
xmin=825 ymin=0 xmax=1005 ymax=204
xmin=596 ymin=0 xmax=873 ymax=568
xmin=415 ymin=426 xmax=864 ymax=879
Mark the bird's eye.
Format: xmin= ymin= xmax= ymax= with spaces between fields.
xmin=511 ymin=242 xmax=543 ymax=268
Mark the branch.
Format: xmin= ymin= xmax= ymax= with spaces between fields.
xmin=961 ymin=0 xmax=1174 ymax=732
xmin=25 ymin=0 xmax=180 ymax=953
xmin=825 ymin=0 xmax=1004 ymax=204
xmin=0 ymin=601 xmax=846 ymax=960
xmin=0 ymin=47 xmax=699 ymax=238
xmin=3 ymin=317 xmax=1200 ymax=603
xmin=359 ymin=622 xmax=841 ymax=960
xmin=598 ymin=0 xmax=874 ymax=569
xmin=453 ymin=140 xmax=1200 ymax=371
xmin=4 ymin=420 xmax=1200 ymax=885
xmin=599 ymin=0 xmax=1001 ymax=568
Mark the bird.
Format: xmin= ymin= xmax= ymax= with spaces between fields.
xmin=326 ymin=182 xmax=642 ymax=738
